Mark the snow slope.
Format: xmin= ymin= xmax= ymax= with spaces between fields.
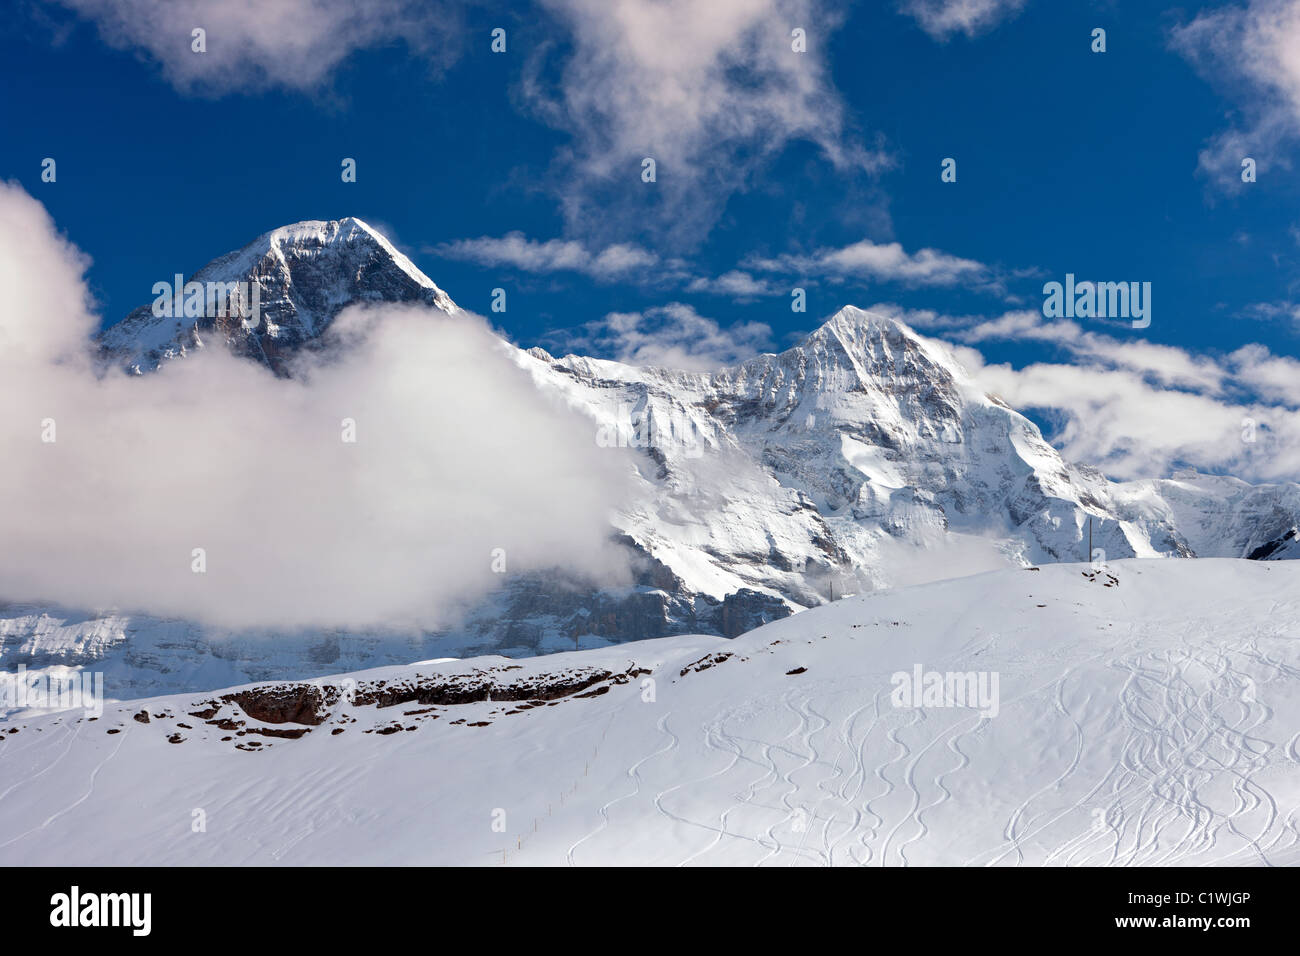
xmin=2 ymin=559 xmax=1296 ymax=866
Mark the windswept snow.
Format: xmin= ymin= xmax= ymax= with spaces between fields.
xmin=2 ymin=559 xmax=1296 ymax=866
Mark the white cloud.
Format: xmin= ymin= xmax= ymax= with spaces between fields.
xmin=1227 ymin=343 xmax=1300 ymax=406
xmin=747 ymin=238 xmax=989 ymax=288
xmin=967 ymin=357 xmax=1300 ymax=482
xmin=0 ymin=183 xmax=631 ymax=631
xmin=434 ymin=232 xmax=661 ymax=281
xmin=954 ymin=310 xmax=1229 ymax=393
xmin=54 ymin=0 xmax=461 ymax=94
xmin=557 ymin=303 xmax=773 ymax=370
xmin=898 ymin=0 xmax=1028 ymax=41
xmin=871 ymin=531 xmax=1021 ymax=587
xmin=1172 ymin=0 xmax=1300 ymax=188
xmin=521 ymin=0 xmax=888 ymax=242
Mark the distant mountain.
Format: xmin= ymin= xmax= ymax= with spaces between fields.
xmin=1113 ymin=472 xmax=1300 ymax=561
xmin=2 ymin=218 xmax=1296 ymax=700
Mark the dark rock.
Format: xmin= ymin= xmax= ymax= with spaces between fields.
xmin=223 ymin=684 xmax=332 ymax=725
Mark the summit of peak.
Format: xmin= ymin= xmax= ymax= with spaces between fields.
xmin=745 ymin=303 xmax=981 ymax=400
xmin=253 ymin=217 xmax=392 ymax=254
xmin=796 ymin=304 xmax=947 ymax=363
xmin=821 ymin=305 xmax=921 ymax=339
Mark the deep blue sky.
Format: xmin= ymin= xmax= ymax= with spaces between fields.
xmin=2 ymin=0 xmax=1298 ymax=480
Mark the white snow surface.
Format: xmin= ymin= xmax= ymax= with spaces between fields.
xmin=2 ymin=559 xmax=1296 ymax=866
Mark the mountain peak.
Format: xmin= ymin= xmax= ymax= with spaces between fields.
xmin=100 ymin=217 xmax=457 ymax=374
xmin=776 ymin=304 xmax=975 ymax=397
xmin=825 ymin=304 xmax=905 ymax=332
xmin=816 ymin=305 xmax=951 ymax=358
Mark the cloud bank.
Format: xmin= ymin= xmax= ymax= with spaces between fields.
xmin=0 ymin=183 xmax=630 ymax=632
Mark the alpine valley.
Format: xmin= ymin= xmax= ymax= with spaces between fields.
xmin=4 ymin=218 xmax=1299 ymax=702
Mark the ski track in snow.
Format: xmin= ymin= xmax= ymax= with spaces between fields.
xmin=656 ymin=627 xmax=1295 ymax=867
xmin=0 ymin=720 xmax=125 ymax=851
xmin=566 ymin=712 xmax=677 ymax=867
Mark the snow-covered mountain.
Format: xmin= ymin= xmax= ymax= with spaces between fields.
xmin=99 ymin=218 xmax=458 ymax=375
xmin=3 ymin=218 xmax=1298 ymax=700
xmin=2 ymin=559 xmax=1296 ymax=865
xmin=1114 ymin=472 xmax=1300 ymax=561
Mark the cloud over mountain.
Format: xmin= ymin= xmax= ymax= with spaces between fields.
xmin=0 ymin=184 xmax=630 ymax=631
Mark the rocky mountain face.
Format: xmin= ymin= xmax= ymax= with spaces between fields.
xmin=98 ymin=218 xmax=458 ymax=375
xmin=4 ymin=218 xmax=1297 ymax=699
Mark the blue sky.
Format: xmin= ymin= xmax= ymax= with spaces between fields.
xmin=3 ymin=0 xmax=1300 ymax=481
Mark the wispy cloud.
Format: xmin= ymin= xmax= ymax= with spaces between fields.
xmin=520 ymin=0 xmax=889 ymax=244
xmin=435 ymin=232 xmax=789 ymax=298
xmin=684 ymin=270 xmax=779 ymax=298
xmin=746 ymin=238 xmax=991 ymax=288
xmin=953 ymin=311 xmax=1230 ymax=393
xmin=53 ymin=0 xmax=464 ymax=94
xmin=550 ymin=302 xmax=773 ymax=370
xmin=1240 ymin=299 xmax=1300 ymax=331
xmin=1227 ymin=342 xmax=1300 ymax=406
xmin=970 ymin=357 xmax=1300 ymax=483
xmin=55 ymin=0 xmax=889 ymax=249
xmin=898 ymin=0 xmax=1028 ymax=41
xmin=433 ymin=233 xmax=662 ymax=282
xmin=1171 ymin=0 xmax=1300 ymax=189
xmin=858 ymin=302 xmax=994 ymax=332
